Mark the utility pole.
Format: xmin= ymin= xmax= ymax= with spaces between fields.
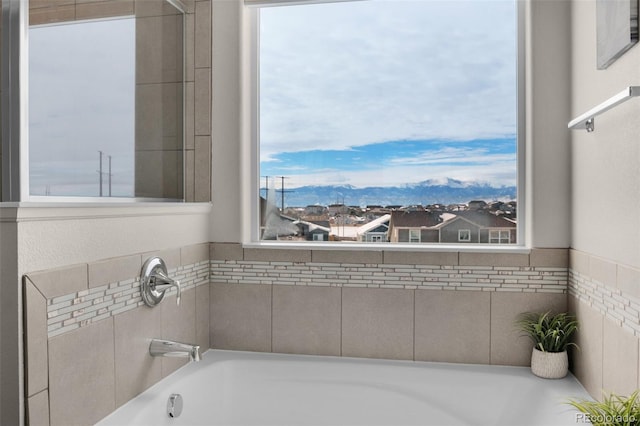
xmin=108 ymin=155 xmax=113 ymax=197
xmin=98 ymin=151 xmax=103 ymax=197
xmin=275 ymin=176 xmax=294 ymax=212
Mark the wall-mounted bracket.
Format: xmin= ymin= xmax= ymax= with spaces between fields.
xmin=569 ymin=86 xmax=640 ymax=132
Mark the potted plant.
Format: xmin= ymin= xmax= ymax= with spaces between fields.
xmin=567 ymin=391 xmax=640 ymax=426
xmin=516 ymin=311 xmax=579 ymax=379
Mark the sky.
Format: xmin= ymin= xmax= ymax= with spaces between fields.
xmin=259 ymin=0 xmax=518 ymax=189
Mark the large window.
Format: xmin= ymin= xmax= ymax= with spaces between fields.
xmin=257 ymin=0 xmax=520 ymax=244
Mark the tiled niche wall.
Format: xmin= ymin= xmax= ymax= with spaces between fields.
xmin=28 ymin=0 xmax=212 ymax=202
xmin=23 ymin=244 xmax=210 ymax=426
xmin=568 ymin=249 xmax=640 ymax=400
xmin=210 ymin=244 xmax=569 ymax=367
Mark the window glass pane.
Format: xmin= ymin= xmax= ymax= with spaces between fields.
xmin=259 ymin=0 xmax=517 ymax=243
xmin=29 ymin=2 xmax=184 ymax=199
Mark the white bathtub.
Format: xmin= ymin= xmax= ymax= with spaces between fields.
xmin=98 ymin=350 xmax=591 ymax=426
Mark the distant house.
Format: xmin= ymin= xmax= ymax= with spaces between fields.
xmin=437 ymin=210 xmax=516 ymax=244
xmin=328 ymin=203 xmax=348 ymax=215
xmin=388 ymin=211 xmax=441 ymax=243
xmin=294 ymin=220 xmax=331 ymax=241
xmin=304 ymin=205 xmax=327 ymax=216
xmin=357 ymin=214 xmax=391 ymax=242
xmin=468 ymin=200 xmax=488 ymax=210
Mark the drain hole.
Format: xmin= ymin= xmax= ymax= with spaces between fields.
xmin=167 ymin=393 xmax=183 ymax=418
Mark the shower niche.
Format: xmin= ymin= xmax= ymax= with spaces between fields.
xmin=29 ymin=0 xmax=185 ymax=200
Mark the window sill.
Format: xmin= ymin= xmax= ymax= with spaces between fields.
xmin=0 ymin=201 xmax=212 ymax=222
xmin=242 ymin=241 xmax=531 ymax=254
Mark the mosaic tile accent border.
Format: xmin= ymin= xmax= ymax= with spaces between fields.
xmin=38 ymin=260 xmax=210 ymax=338
xmin=569 ymin=269 xmax=640 ymax=337
xmin=210 ymin=260 xmax=568 ymax=293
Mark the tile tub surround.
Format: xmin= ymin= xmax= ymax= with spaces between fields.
xmin=23 ymin=243 xmax=210 ymax=426
xmin=210 ymin=244 xmax=569 ymax=366
xmin=568 ymin=249 xmax=640 ymax=400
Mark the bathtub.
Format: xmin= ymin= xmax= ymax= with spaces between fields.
xmin=97 ymin=350 xmax=591 ymax=426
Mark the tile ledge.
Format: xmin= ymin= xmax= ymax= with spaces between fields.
xmin=2 ymin=202 xmax=211 ymax=222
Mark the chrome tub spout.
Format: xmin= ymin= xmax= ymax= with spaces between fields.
xmin=149 ymin=339 xmax=201 ymax=362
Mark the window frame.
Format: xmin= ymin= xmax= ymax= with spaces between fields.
xmin=248 ymin=0 xmax=526 ymax=249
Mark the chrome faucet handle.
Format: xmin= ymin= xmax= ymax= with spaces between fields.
xmin=152 ymin=269 xmax=181 ymax=306
xmin=141 ymin=257 xmax=181 ymax=307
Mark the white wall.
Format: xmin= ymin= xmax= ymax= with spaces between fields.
xmin=570 ymin=0 xmax=640 ymax=269
xmin=0 ymin=203 xmax=211 ymax=424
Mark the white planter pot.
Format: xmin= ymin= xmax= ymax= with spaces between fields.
xmin=530 ymin=348 xmax=568 ymax=379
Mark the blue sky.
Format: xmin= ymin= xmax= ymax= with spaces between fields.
xmin=260 ymin=0 xmax=517 ymax=189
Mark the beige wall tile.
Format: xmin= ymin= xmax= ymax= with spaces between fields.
xmin=134 ymin=149 xmax=183 ymax=199
xmin=196 ymin=284 xmax=211 ymax=350
xmin=211 ymin=243 xmax=244 ymax=261
xmin=135 ymin=0 xmax=181 ymax=17
xmin=194 ymin=0 xmax=212 ymax=69
xmin=210 ymin=283 xmax=272 ymax=352
xmin=114 ymin=305 xmax=162 ymax=407
xmin=135 ymin=14 xmax=183 ymax=84
xmin=529 ymin=248 xmax=569 ymax=267
xmin=194 ymin=67 xmax=211 ymax=135
xmin=272 ymin=286 xmax=341 ymax=356
xmin=194 ymin=136 xmax=211 ymax=202
xmin=383 ymin=250 xmax=458 ymax=266
xmin=185 ymin=13 xmax=196 ymax=83
xmin=88 ymin=254 xmax=142 ymax=288
xmin=490 ymin=292 xmax=567 ymax=366
xmin=24 ymin=280 xmax=48 ymax=397
xmin=29 ymin=5 xmax=75 ymax=26
xmin=181 ymin=243 xmax=209 ymax=265
xmin=603 ymin=319 xmax=639 ymax=397
xmin=76 ymin=0 xmax=135 ymax=20
xmin=415 ymin=290 xmax=490 ymax=364
xmin=244 ymin=248 xmax=311 ymax=263
xmin=48 ymin=318 xmax=115 ymax=426
xmin=185 ymin=149 xmax=196 ymax=202
xmin=342 ymin=288 xmax=414 ymax=360
xmin=28 ymin=264 xmax=87 ymax=300
xmin=569 ymin=297 xmax=603 ymax=400
xmin=618 ymin=264 xmax=640 ymax=299
xmin=312 ymin=249 xmax=383 ymax=264
xmin=27 ymin=389 xmax=50 ymax=426
xmin=135 ymin=83 xmax=183 ymax=151
xmin=30 ymin=0 xmax=74 ymax=8
xmin=185 ymin=82 xmax=195 ymax=148
xmin=569 ymin=249 xmax=590 ymax=275
xmin=161 ymin=290 xmax=197 ymax=377
xmin=141 ymin=247 xmax=181 ymax=271
xmin=459 ymin=252 xmax=529 ymax=267
xmin=590 ymin=255 xmax=617 ymax=287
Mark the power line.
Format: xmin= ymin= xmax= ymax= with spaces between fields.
xmin=275 ymin=176 xmax=294 ymax=212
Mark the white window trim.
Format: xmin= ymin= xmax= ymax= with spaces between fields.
xmin=248 ymin=1 xmax=526 ymax=249
xmin=489 ymin=229 xmax=511 ymax=244
xmin=458 ymin=229 xmax=471 ymax=242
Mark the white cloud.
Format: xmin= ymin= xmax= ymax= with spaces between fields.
xmin=259 ymin=0 xmax=517 ymax=161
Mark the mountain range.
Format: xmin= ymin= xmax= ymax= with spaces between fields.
xmin=265 ymin=178 xmax=516 ymax=207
